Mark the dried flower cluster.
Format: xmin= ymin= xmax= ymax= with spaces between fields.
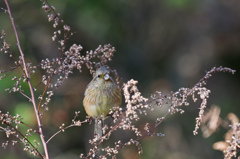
xmin=38 ymin=43 xmax=116 ymax=113
xmin=79 ymin=67 xmax=235 ymax=158
xmin=0 ymin=111 xmax=41 ymax=157
xmin=223 ymin=123 xmax=240 ymax=159
xmin=208 ymin=111 xmax=240 ymax=159
xmin=201 ymin=105 xmax=221 ymax=138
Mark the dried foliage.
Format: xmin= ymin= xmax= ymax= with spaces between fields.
xmin=0 ymin=0 xmax=239 ymax=159
xmin=206 ymin=109 xmax=240 ymax=159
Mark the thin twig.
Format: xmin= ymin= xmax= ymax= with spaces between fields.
xmin=37 ymin=0 xmax=70 ymax=112
xmin=47 ymin=119 xmax=88 ymax=144
xmin=19 ymin=91 xmax=31 ymax=101
xmin=5 ymin=124 xmax=44 ymax=159
xmin=0 ymin=113 xmax=39 ymax=133
xmin=46 ymin=124 xmax=74 ymax=144
xmin=3 ymin=0 xmax=49 ymax=158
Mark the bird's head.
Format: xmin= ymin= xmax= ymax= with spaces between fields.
xmin=95 ymin=65 xmax=111 ymax=81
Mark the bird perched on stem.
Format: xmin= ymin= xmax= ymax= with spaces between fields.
xmin=83 ymin=65 xmax=122 ymax=154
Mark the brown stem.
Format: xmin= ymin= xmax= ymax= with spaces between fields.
xmin=6 ymin=124 xmax=44 ymax=159
xmin=4 ymin=0 xmax=49 ymax=158
xmin=37 ymin=29 xmax=69 ymax=112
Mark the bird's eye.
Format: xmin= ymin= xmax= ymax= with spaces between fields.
xmin=97 ymin=75 xmax=101 ymax=78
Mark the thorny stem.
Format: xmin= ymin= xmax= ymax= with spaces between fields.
xmin=4 ymin=0 xmax=49 ymax=158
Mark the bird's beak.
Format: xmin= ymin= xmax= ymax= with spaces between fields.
xmin=104 ymin=73 xmax=110 ymax=80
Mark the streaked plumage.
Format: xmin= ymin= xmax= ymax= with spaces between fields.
xmin=83 ymin=65 xmax=122 ymax=118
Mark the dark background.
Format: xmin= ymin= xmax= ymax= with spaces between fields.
xmin=0 ymin=0 xmax=240 ymax=158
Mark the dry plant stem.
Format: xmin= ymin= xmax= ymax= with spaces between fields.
xmin=85 ymin=108 xmax=171 ymax=158
xmin=46 ymin=119 xmax=88 ymax=144
xmin=0 ymin=113 xmax=39 ymax=133
xmin=46 ymin=124 xmax=74 ymax=144
xmin=19 ymin=90 xmax=31 ymax=101
xmin=86 ymin=66 xmax=236 ymax=159
xmin=37 ymin=0 xmax=70 ymax=112
xmin=43 ymin=0 xmax=59 ymax=17
xmin=6 ymin=124 xmax=44 ymax=159
xmin=97 ymin=113 xmax=169 ymax=158
xmin=37 ymin=30 xmax=69 ymax=113
xmin=4 ymin=0 xmax=49 ymax=158
xmin=86 ymin=116 xmax=125 ymax=158
xmin=37 ymin=45 xmax=65 ymax=112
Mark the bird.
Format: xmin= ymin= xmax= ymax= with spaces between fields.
xmin=83 ymin=65 xmax=122 ymax=140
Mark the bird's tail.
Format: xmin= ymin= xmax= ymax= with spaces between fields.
xmin=94 ymin=118 xmax=103 ymax=138
xmin=94 ymin=118 xmax=103 ymax=157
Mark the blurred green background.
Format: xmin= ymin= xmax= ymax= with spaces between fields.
xmin=0 ymin=0 xmax=240 ymax=158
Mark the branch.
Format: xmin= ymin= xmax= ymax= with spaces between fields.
xmin=3 ymin=0 xmax=49 ymax=158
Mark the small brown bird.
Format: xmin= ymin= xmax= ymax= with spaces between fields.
xmin=83 ymin=65 xmax=122 ymax=139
